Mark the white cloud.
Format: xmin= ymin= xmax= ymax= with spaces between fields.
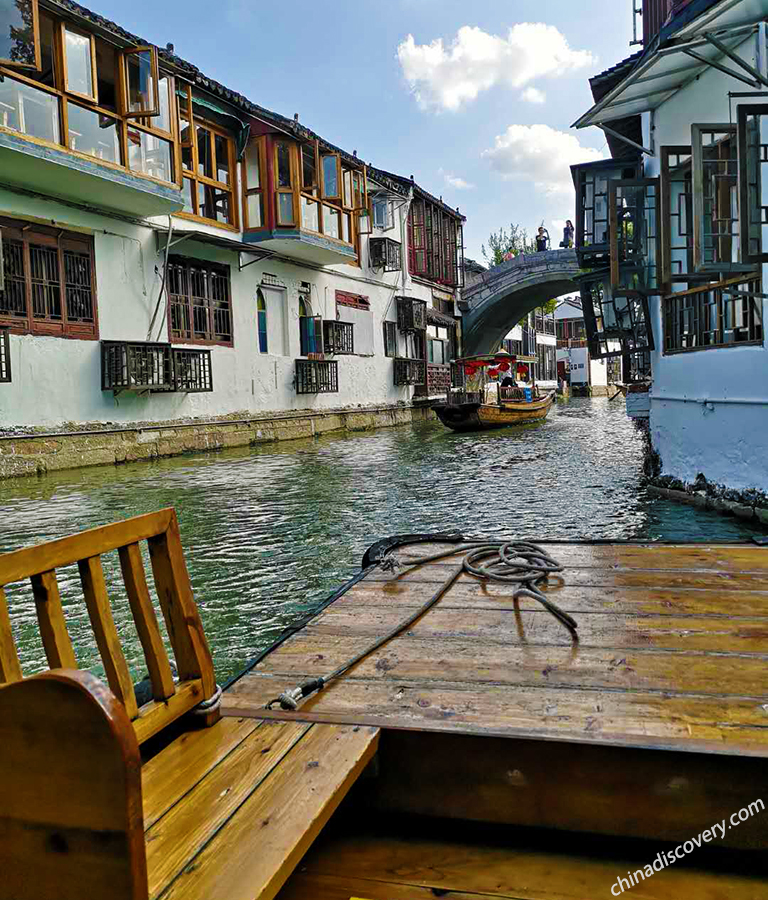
xmin=397 ymin=24 xmax=595 ymax=112
xmin=482 ymin=124 xmax=605 ymax=196
xmin=521 ymin=87 xmax=546 ymax=104
xmin=438 ymin=168 xmax=475 ymax=190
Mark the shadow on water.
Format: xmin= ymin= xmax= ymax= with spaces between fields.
xmin=0 ymin=397 xmax=763 ymax=683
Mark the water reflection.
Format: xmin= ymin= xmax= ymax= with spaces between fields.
xmin=0 ymin=398 xmax=762 ymax=684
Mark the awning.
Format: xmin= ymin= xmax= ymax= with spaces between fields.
xmin=177 ymin=89 xmax=251 ymax=158
xmin=426 ymin=307 xmax=456 ymax=328
xmin=573 ymin=19 xmax=764 ymax=129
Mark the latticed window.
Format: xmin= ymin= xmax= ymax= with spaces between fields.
xmin=407 ymin=198 xmax=463 ymax=287
xmin=167 ymin=256 xmax=232 ymax=345
xmin=383 ymin=320 xmax=398 ymax=358
xmin=0 ymin=217 xmax=96 ymax=338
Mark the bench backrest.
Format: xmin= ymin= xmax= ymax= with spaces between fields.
xmin=0 ymin=508 xmax=216 ymax=744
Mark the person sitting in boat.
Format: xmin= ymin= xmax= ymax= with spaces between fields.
xmin=500 ymin=375 xmax=515 ymax=387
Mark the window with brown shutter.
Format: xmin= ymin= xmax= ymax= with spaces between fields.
xmin=167 ymin=256 xmax=233 ymax=346
xmin=0 ymin=217 xmax=97 ymax=339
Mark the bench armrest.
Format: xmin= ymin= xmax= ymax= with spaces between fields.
xmin=0 ymin=669 xmax=148 ymax=900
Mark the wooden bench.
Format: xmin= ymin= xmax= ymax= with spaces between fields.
xmin=0 ymin=508 xmax=379 ymax=900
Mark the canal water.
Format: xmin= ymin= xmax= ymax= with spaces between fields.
xmin=0 ymin=398 xmax=763 ymax=686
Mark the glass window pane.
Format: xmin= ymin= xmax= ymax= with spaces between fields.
xmin=323 ymin=205 xmax=339 ymax=240
xmin=127 ymin=127 xmax=172 ymax=182
xmin=276 ymin=142 xmax=292 ymax=188
xmin=247 ymin=192 xmax=263 ymax=228
xmin=302 ymin=145 xmax=316 ymax=189
xmin=182 ymin=178 xmax=194 ymax=213
xmin=245 ymin=148 xmax=260 ymax=189
xmin=278 ymin=192 xmax=294 ymax=225
xmin=301 ymin=195 xmax=318 ymax=232
xmin=342 ymin=212 xmax=350 ymax=243
xmin=155 ymin=74 xmax=171 ymax=132
xmin=65 ymin=29 xmax=94 ymax=98
xmin=95 ymin=37 xmax=117 ymax=111
xmin=198 ymin=184 xmax=231 ymax=224
xmin=343 ymin=169 xmax=353 ymax=208
xmin=126 ymin=49 xmax=156 ymax=114
xmin=322 ymin=155 xmax=339 ymax=198
xmin=37 ymin=12 xmax=55 ymax=87
xmin=196 ymin=125 xmax=212 ymax=178
xmin=0 ymin=75 xmax=59 ymax=143
xmin=67 ymin=103 xmax=119 ymax=163
xmin=215 ymin=134 xmax=229 ymax=184
xmin=0 ymin=0 xmax=37 ymax=67
xmin=179 ymin=117 xmax=192 ymax=170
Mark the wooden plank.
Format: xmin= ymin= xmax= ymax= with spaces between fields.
xmin=224 ymin=673 xmax=768 ymax=755
xmin=364 ymin=730 xmax=768 ymax=849
xmin=338 ymin=580 xmax=768 ymax=617
xmin=303 ymin=607 xmax=768 ymax=655
xmin=0 ymin=670 xmax=148 ymax=900
xmin=148 ymin=513 xmax=216 ymax=697
xmin=160 ymin=724 xmax=380 ymax=900
xmin=30 ymin=570 xmax=77 ymax=669
xmin=133 ymin=679 xmax=204 ymax=745
xmin=365 ymin=565 xmax=768 ymax=592
xmin=119 ymin=543 xmax=176 ymax=702
xmin=0 ymin=508 xmax=174 ymax=586
xmin=392 ymin=542 xmax=768 ymax=573
xmin=243 ymin=633 xmax=768 ymax=698
xmin=146 ymin=720 xmax=312 ymax=898
xmin=278 ymin=832 xmax=768 ymax=900
xmin=79 ymin=556 xmax=139 ymax=720
xmin=0 ymin=586 xmax=22 ymax=684
xmin=142 ymin=716 xmax=262 ymax=829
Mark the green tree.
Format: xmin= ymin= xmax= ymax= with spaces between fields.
xmin=481 ymin=223 xmax=536 ymax=267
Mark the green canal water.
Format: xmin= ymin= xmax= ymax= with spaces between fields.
xmin=0 ymin=398 xmax=763 ymax=686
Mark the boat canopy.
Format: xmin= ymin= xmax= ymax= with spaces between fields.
xmin=455 ymin=352 xmax=537 ymax=367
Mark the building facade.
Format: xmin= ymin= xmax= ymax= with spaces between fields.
xmin=0 ymin=0 xmax=464 ymax=439
xmin=572 ymin=0 xmax=768 ymax=493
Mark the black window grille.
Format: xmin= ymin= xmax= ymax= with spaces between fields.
xmin=295 ymin=358 xmax=338 ymax=393
xmin=172 ymin=348 xmax=213 ymax=392
xmin=580 ymin=274 xmax=655 ymax=359
xmin=323 ymin=320 xmax=354 ymax=355
xmin=369 ymin=237 xmax=402 ymax=272
xmin=663 ymin=276 xmax=763 ymax=353
xmin=167 ymin=256 xmax=233 ymax=344
xmin=0 ymin=218 xmax=96 ymax=338
xmin=383 ymin=320 xmax=398 ymax=358
xmin=609 ymin=178 xmax=661 ymax=293
xmin=101 ymin=341 xmax=174 ymax=392
xmin=396 ymin=296 xmax=427 ymax=332
xmin=571 ymin=158 xmax=641 ymax=264
xmin=0 ymin=327 xmax=10 ymax=383
xmin=660 ymin=146 xmax=695 ymax=287
xmin=394 ymin=357 xmax=426 ymax=386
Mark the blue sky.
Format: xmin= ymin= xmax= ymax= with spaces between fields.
xmin=94 ymin=0 xmax=634 ymax=261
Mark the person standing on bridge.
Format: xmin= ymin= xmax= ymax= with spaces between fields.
xmin=563 ymin=220 xmax=574 ymax=248
xmin=536 ymin=227 xmax=549 ymax=252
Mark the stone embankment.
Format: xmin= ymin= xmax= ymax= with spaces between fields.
xmin=646 ymin=474 xmax=768 ymax=527
xmin=0 ymin=403 xmax=433 ymax=480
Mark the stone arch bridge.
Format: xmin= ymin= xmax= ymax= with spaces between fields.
xmin=460 ymin=249 xmax=581 ymax=356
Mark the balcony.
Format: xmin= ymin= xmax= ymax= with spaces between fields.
xmin=0 ymin=327 xmax=10 ymax=383
xmin=369 ymin=237 xmax=402 ymax=272
xmin=394 ymin=358 xmax=426 ymax=386
xmin=323 ymin=321 xmax=354 ymax=355
xmin=295 ymin=359 xmax=339 ymax=394
xmin=101 ymin=341 xmax=213 ymax=393
xmin=396 ymin=296 xmax=427 ymax=332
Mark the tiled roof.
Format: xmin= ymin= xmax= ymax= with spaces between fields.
xmin=590 ymin=50 xmax=643 ymax=90
xmin=367 ymin=165 xmax=466 ymax=222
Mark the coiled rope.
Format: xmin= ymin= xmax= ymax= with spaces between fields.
xmin=266 ymin=540 xmax=578 ymax=712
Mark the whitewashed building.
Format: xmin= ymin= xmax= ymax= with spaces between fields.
xmin=0 ymin=0 xmax=464 ymax=437
xmin=572 ymin=0 xmax=768 ymax=493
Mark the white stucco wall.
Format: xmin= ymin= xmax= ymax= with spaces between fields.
xmin=641 ymin=33 xmax=768 ymax=490
xmin=0 ymin=180 xmax=454 ymax=429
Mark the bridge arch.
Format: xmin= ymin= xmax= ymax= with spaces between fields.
xmin=461 ymin=249 xmax=581 ymax=356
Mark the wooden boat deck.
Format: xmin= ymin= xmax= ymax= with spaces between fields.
xmin=224 ymin=540 xmax=768 ymax=757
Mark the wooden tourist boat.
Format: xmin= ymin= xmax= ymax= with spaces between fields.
xmin=432 ymin=351 xmax=555 ymax=432
xmin=2 ymin=512 xmax=768 ymax=899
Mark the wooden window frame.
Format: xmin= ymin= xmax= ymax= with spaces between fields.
xmin=0 ymin=0 xmax=41 ymax=71
xmin=166 ymin=255 xmax=234 ymax=347
xmin=256 ymin=287 xmax=267 ymax=353
xmin=60 ymin=23 xmax=98 ymax=104
xmin=176 ymin=89 xmax=238 ymax=231
xmin=243 ymin=134 xmax=266 ymax=231
xmin=737 ymin=103 xmax=768 ymax=265
xmin=660 ymin=145 xmax=696 ymax=290
xmin=0 ymin=12 xmax=179 ymax=189
xmin=321 ymin=152 xmax=342 ymax=203
xmin=608 ymin=177 xmax=661 ymax=291
xmin=408 ymin=199 xmax=460 ymax=287
xmin=274 ymin=138 xmax=299 ymax=227
xmin=0 ymin=215 xmax=98 ymax=340
xmin=119 ymin=45 xmax=160 ymax=119
xmin=383 ymin=320 xmax=398 ymax=358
